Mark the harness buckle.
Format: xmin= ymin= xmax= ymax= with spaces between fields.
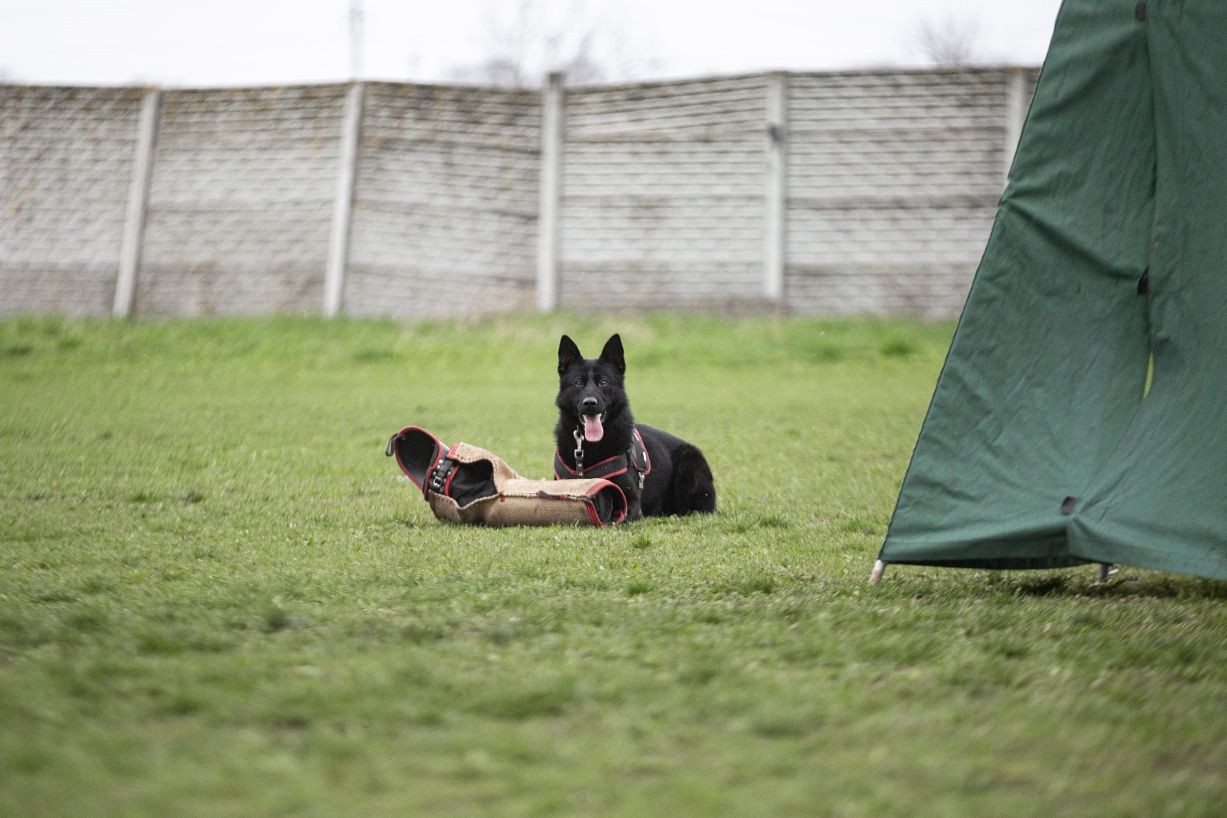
xmin=428 ymin=459 xmax=455 ymax=494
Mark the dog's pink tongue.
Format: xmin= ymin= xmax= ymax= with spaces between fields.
xmin=583 ymin=414 xmax=604 ymax=443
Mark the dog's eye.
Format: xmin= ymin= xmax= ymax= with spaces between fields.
xmin=574 ymin=379 xmax=583 ymax=387
xmin=598 ymin=379 xmax=609 ymax=387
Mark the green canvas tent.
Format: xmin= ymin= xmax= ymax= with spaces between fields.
xmin=876 ymin=0 xmax=1227 ymax=582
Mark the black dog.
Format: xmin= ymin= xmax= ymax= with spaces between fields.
xmin=553 ymin=333 xmax=716 ymax=521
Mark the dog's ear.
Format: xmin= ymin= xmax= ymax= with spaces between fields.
xmin=599 ymin=334 xmax=625 ymax=373
xmin=558 ymin=334 xmax=582 ymax=375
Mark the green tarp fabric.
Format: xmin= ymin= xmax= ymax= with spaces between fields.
xmin=879 ymin=0 xmax=1227 ymax=580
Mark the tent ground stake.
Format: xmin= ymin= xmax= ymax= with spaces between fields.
xmin=869 ymin=560 xmax=886 ymax=585
xmin=1097 ymin=563 xmax=1116 ymax=581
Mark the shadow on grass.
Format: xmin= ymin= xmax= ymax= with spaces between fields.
xmin=887 ymin=569 xmax=1227 ymax=601
xmin=1007 ymin=572 xmax=1227 ymax=600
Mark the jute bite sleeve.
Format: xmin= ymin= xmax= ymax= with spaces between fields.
xmin=387 ymin=426 xmax=627 ymax=527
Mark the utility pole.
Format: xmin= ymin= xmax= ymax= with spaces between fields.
xmin=349 ymin=0 xmax=365 ymax=79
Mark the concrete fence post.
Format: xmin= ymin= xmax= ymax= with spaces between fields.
xmin=1002 ymin=67 xmax=1028 ymax=187
xmin=536 ymin=72 xmax=565 ymax=312
xmin=113 ymin=86 xmax=161 ymax=318
xmin=324 ymin=80 xmax=365 ymax=318
xmin=764 ymin=72 xmax=788 ymax=304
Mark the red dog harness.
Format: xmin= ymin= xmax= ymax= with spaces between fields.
xmin=554 ymin=426 xmax=652 ymax=488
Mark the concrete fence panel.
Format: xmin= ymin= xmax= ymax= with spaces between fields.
xmin=343 ymin=82 xmax=541 ymax=321
xmin=559 ymin=75 xmax=771 ymax=311
xmin=135 ymin=85 xmax=346 ymax=317
xmin=786 ymin=69 xmax=1011 ymax=318
xmin=1 ymin=86 xmax=145 ymax=316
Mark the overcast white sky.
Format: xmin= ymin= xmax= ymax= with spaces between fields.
xmin=0 ymin=0 xmax=1065 ymax=87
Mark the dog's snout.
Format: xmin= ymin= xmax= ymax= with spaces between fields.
xmin=581 ymin=396 xmax=599 ymax=412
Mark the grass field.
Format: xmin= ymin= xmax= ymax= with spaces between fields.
xmin=1 ymin=313 xmax=1225 ymax=817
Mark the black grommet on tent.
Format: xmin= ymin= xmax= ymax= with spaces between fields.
xmin=1060 ymin=496 xmax=1078 ymax=515
xmin=1137 ymin=268 xmax=1150 ymax=295
xmin=1135 ymin=2 xmax=1147 ymax=22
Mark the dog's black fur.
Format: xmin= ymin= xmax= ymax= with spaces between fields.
xmin=555 ymin=333 xmax=716 ymax=521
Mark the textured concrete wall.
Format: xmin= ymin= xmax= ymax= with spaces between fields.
xmin=560 ymin=76 xmax=770 ymax=311
xmin=1 ymin=86 xmax=144 ymax=316
xmin=136 ymin=85 xmax=345 ymax=316
xmin=345 ymin=83 xmax=540 ymax=320
xmin=786 ymin=69 xmax=1012 ymax=318
xmin=0 ymin=69 xmax=1039 ymax=320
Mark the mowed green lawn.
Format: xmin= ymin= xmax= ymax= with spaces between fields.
xmin=1 ymin=314 xmax=1224 ymax=817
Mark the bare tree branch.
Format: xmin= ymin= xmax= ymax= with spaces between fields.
xmin=448 ymin=0 xmax=659 ymax=88
xmin=912 ymin=15 xmax=980 ymax=67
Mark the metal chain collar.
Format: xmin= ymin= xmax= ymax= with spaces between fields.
xmin=572 ymin=427 xmax=585 ymax=476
